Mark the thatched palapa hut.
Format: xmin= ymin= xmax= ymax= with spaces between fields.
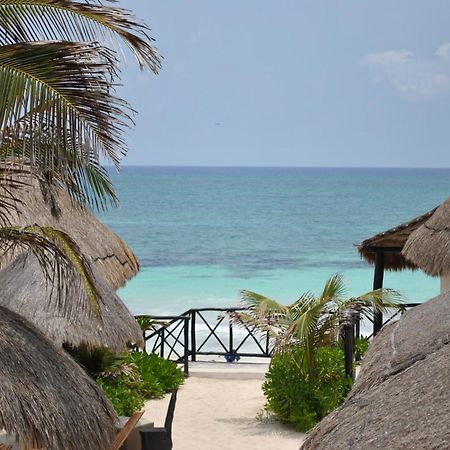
xmin=357 ymin=206 xmax=438 ymax=334
xmin=403 ymin=197 xmax=450 ymax=293
xmin=0 ymin=305 xmax=117 ymax=450
xmin=0 ymin=173 xmax=143 ymax=350
xmin=0 ymin=252 xmax=143 ymax=350
xmin=0 ymin=175 xmax=139 ymax=289
xmin=358 ymin=207 xmax=437 ymax=275
xmin=301 ymin=290 xmax=450 ymax=449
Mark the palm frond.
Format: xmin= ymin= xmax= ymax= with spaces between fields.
xmin=319 ymin=273 xmax=346 ymax=302
xmin=240 ymin=289 xmax=288 ymax=318
xmin=0 ymin=41 xmax=132 ymax=172
xmin=0 ymin=225 xmax=101 ymax=317
xmin=0 ymin=140 xmax=118 ymax=209
xmin=339 ymin=288 xmax=405 ymax=323
xmin=0 ymin=162 xmax=30 ymax=222
xmin=0 ymin=0 xmax=161 ymax=72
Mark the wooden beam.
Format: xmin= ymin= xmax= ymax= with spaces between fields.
xmin=363 ymin=246 xmax=403 ymax=253
xmin=373 ymin=252 xmax=385 ymax=335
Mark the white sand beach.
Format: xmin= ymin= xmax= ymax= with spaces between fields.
xmin=143 ymin=377 xmax=304 ymax=450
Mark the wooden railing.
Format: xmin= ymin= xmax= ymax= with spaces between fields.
xmin=138 ymin=303 xmax=420 ymax=379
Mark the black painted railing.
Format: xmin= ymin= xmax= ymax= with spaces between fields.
xmin=138 ymin=302 xmax=420 ymax=379
xmin=142 ymin=315 xmax=190 ymax=376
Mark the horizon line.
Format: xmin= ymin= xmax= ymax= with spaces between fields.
xmin=107 ymin=164 xmax=450 ymax=170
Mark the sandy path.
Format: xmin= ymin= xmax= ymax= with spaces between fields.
xmin=143 ymin=377 xmax=304 ymax=450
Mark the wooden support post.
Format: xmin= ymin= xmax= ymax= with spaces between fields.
xmin=343 ymin=312 xmax=354 ymax=379
xmin=160 ymin=327 xmax=165 ymax=358
xmin=190 ymin=310 xmax=197 ymax=362
xmin=229 ymin=316 xmax=234 ymax=355
xmin=183 ymin=317 xmax=190 ymax=377
xmin=373 ymin=251 xmax=385 ymax=335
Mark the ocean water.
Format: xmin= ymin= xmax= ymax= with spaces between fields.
xmin=97 ymin=167 xmax=450 ymax=315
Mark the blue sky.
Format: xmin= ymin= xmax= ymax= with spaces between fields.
xmin=117 ymin=1 xmax=450 ymax=167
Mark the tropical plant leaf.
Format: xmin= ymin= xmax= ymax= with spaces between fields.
xmin=235 ymin=274 xmax=406 ymax=378
xmin=0 ymin=41 xmax=133 ymax=172
xmin=319 ymin=273 xmax=346 ymax=302
xmin=0 ymin=138 xmax=118 ymax=210
xmin=0 ymin=0 xmax=161 ymax=72
xmin=0 ymin=162 xmax=30 ymax=222
xmin=240 ymin=289 xmax=288 ymax=318
xmin=0 ymin=225 xmax=102 ymax=317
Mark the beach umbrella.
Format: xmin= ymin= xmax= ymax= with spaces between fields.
xmin=0 ymin=175 xmax=139 ymax=290
xmin=0 ymin=304 xmax=117 ymax=450
xmin=402 ymin=196 xmax=450 ymax=276
xmin=0 ymin=252 xmax=143 ymax=351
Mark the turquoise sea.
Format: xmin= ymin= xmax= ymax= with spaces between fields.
xmin=98 ymin=167 xmax=450 ymax=316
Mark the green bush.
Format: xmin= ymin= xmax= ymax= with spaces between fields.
xmin=97 ymin=352 xmax=184 ymax=416
xmin=126 ymin=352 xmax=185 ymax=399
xmin=354 ymin=337 xmax=369 ymax=360
xmin=263 ymin=346 xmax=353 ymax=431
xmin=68 ymin=346 xmax=184 ymax=416
xmin=97 ymin=378 xmax=145 ymax=417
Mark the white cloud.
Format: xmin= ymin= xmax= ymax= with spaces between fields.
xmin=436 ymin=42 xmax=450 ymax=59
xmin=361 ymin=43 xmax=450 ymax=100
xmin=361 ymin=50 xmax=413 ymax=66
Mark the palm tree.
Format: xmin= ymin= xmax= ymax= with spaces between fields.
xmin=233 ymin=274 xmax=405 ymax=377
xmin=0 ymin=0 xmax=161 ymax=209
xmin=0 ymin=0 xmax=161 ymax=307
xmin=0 ymin=3 xmax=160 ymax=447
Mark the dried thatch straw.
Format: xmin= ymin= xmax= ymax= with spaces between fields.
xmin=0 ymin=305 xmax=117 ymax=450
xmin=402 ymin=197 xmax=450 ymax=276
xmin=0 ymin=175 xmax=139 ymax=289
xmin=0 ymin=252 xmax=143 ymax=351
xmin=358 ymin=207 xmax=437 ymax=271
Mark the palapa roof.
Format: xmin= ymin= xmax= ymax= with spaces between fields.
xmin=0 ymin=305 xmax=117 ymax=450
xmin=358 ymin=207 xmax=438 ymax=271
xmin=402 ymin=197 xmax=450 ymax=277
xmin=0 ymin=175 xmax=139 ymax=289
xmin=301 ymin=290 xmax=450 ymax=449
xmin=0 ymin=252 xmax=143 ymax=351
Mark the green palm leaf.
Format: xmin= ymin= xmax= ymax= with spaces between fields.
xmin=0 ymin=139 xmax=118 ymax=210
xmin=0 ymin=0 xmax=161 ymax=72
xmin=240 ymin=289 xmax=288 ymax=318
xmin=0 ymin=41 xmax=132 ymax=171
xmin=0 ymin=224 xmax=102 ymax=317
xmin=235 ymin=274 xmax=406 ymax=378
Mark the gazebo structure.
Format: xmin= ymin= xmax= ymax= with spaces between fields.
xmin=358 ymin=205 xmax=439 ymax=334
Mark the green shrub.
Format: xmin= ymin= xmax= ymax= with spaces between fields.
xmin=96 ymin=378 xmax=145 ymax=417
xmin=354 ymin=337 xmax=369 ymax=361
xmin=263 ymin=346 xmax=353 ymax=431
xmin=68 ymin=346 xmax=184 ymax=416
xmin=126 ymin=352 xmax=185 ymax=399
xmin=96 ymin=352 xmax=184 ymax=416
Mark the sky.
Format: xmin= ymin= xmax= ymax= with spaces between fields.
xmin=116 ymin=1 xmax=450 ymax=168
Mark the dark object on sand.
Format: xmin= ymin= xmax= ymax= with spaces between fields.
xmin=140 ymin=390 xmax=178 ymax=450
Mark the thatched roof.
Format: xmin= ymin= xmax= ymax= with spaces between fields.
xmin=301 ymin=290 xmax=450 ymax=449
xmin=0 ymin=305 xmax=117 ymax=450
xmin=0 ymin=252 xmax=143 ymax=351
xmin=358 ymin=207 xmax=437 ymax=271
xmin=402 ymin=197 xmax=450 ymax=277
xmin=0 ymin=175 xmax=139 ymax=289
